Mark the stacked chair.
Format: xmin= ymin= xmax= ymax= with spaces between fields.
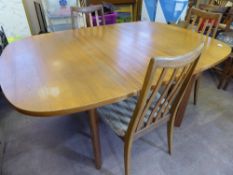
xmin=71 ymin=0 xmax=105 ymax=29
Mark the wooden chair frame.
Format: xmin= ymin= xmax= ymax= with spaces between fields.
xmin=185 ymin=7 xmax=222 ymax=105
xmin=98 ymin=43 xmax=204 ymax=175
xmin=77 ymin=0 xmax=87 ymax=7
xmin=186 ymin=7 xmax=222 ymax=38
xmin=208 ymin=0 xmax=232 ymax=7
xmin=199 ymin=3 xmax=233 ymax=31
xmin=71 ymin=5 xmax=105 ymax=29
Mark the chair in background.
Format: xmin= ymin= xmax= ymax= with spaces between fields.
xmin=198 ymin=3 xmax=232 ymax=32
xmin=209 ymin=0 xmax=231 ymax=7
xmin=185 ymin=7 xmax=222 ymax=105
xmin=34 ymin=1 xmax=48 ymax=34
xmin=185 ymin=7 xmax=222 ymax=37
xmin=71 ymin=5 xmax=105 ymax=29
xmin=97 ymin=44 xmax=204 ymax=175
xmin=198 ymin=4 xmax=233 ymax=91
xmin=78 ymin=0 xmax=87 ymax=7
xmin=222 ymin=6 xmax=233 ymax=31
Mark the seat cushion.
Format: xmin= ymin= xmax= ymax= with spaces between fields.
xmin=97 ymin=93 xmax=168 ymax=137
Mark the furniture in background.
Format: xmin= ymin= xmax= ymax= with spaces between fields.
xmin=71 ymin=5 xmax=105 ymax=28
xmin=216 ymin=31 xmax=233 ymax=89
xmin=223 ymin=6 xmax=233 ymax=31
xmin=0 ymin=22 xmax=230 ymax=170
xmin=43 ymin=0 xmax=84 ymax=32
xmin=185 ymin=7 xmax=222 ymax=105
xmin=46 ymin=6 xmax=73 ymax=31
xmin=34 ymin=1 xmax=48 ymax=34
xmin=97 ymin=44 xmax=204 ymax=175
xmin=198 ymin=3 xmax=233 ymax=31
xmin=208 ymin=0 xmax=233 ymax=6
xmin=90 ymin=0 xmax=140 ymax=21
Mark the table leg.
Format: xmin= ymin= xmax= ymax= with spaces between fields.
xmin=88 ymin=109 xmax=102 ymax=169
xmin=175 ymin=75 xmax=197 ymax=127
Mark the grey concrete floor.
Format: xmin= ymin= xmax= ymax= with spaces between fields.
xmin=0 ymin=72 xmax=233 ymax=175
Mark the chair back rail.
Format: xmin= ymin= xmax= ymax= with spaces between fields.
xmin=71 ymin=5 xmax=105 ymax=29
xmin=209 ymin=0 xmax=231 ymax=7
xmin=186 ymin=7 xmax=222 ymax=38
xmin=125 ymin=43 xmax=204 ymax=140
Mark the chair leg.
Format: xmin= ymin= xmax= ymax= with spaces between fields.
xmin=223 ymin=75 xmax=232 ymax=90
xmin=88 ymin=109 xmax=102 ymax=169
xmin=217 ymin=77 xmax=226 ymax=89
xmin=218 ymin=58 xmax=232 ymax=89
xmin=124 ymin=140 xmax=133 ymax=175
xmin=223 ymin=64 xmax=233 ymax=90
xmin=167 ymin=119 xmax=174 ymax=155
xmin=193 ymin=78 xmax=199 ymax=105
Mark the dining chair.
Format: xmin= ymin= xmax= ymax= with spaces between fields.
xmin=71 ymin=5 xmax=105 ymax=29
xmin=185 ymin=7 xmax=222 ymax=105
xmin=223 ymin=6 xmax=233 ymax=31
xmin=199 ymin=3 xmax=233 ymax=32
xmin=97 ymin=43 xmax=204 ymax=175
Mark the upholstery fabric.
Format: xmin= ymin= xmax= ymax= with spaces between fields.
xmin=97 ymin=93 xmax=169 ymax=137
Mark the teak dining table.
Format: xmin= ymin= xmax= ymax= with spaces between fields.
xmin=0 ymin=22 xmax=231 ymax=169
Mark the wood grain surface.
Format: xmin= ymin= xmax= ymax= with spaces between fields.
xmin=0 ymin=22 xmax=231 ymax=116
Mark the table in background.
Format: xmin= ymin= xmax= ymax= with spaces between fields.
xmin=0 ymin=22 xmax=231 ymax=168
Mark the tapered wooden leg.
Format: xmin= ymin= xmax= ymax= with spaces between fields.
xmin=124 ymin=140 xmax=133 ymax=175
xmin=167 ymin=120 xmax=173 ymax=155
xmin=88 ymin=109 xmax=102 ymax=169
xmin=223 ymin=69 xmax=233 ymax=90
xmin=193 ymin=78 xmax=200 ymax=105
xmin=175 ymin=75 xmax=197 ymax=127
xmin=218 ymin=58 xmax=232 ymax=89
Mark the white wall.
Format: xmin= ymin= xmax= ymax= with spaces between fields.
xmin=0 ymin=0 xmax=31 ymax=37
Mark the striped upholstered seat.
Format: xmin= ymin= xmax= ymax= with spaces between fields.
xmin=97 ymin=93 xmax=168 ymax=137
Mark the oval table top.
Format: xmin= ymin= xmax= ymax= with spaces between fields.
xmin=0 ymin=22 xmax=231 ymax=116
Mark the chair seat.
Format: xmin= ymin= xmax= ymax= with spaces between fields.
xmin=97 ymin=93 xmax=169 ymax=137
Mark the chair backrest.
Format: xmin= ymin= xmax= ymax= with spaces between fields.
xmin=209 ymin=0 xmax=230 ymax=7
xmin=126 ymin=43 xmax=204 ymax=140
xmin=199 ymin=3 xmax=229 ymax=13
xmin=76 ymin=0 xmax=87 ymax=7
xmin=185 ymin=7 xmax=222 ymax=38
xmin=71 ymin=5 xmax=105 ymax=29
